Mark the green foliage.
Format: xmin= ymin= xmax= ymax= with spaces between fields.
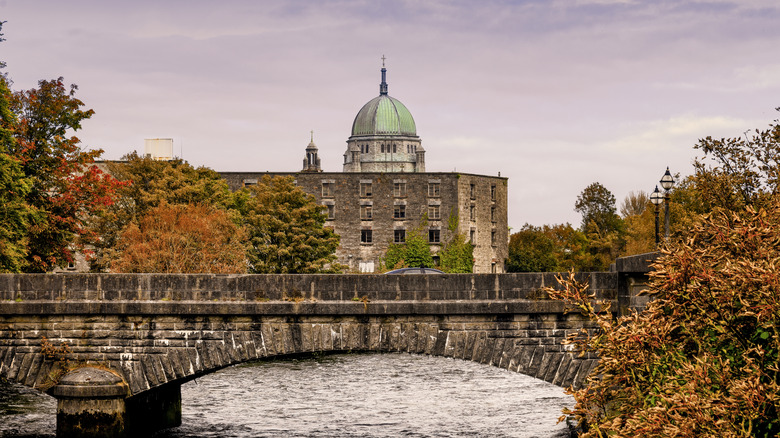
xmin=439 ymin=213 xmax=474 ymax=273
xmin=506 ymin=223 xmax=597 ymax=272
xmin=575 ymin=182 xmax=622 ymax=233
xmin=506 ymin=224 xmax=558 ymax=272
xmin=548 ymin=202 xmax=780 ymax=437
xmin=384 ymin=227 xmax=434 ymax=270
xmin=0 ymin=71 xmax=38 ymax=272
xmin=234 ymin=175 xmax=342 ymax=273
xmin=0 ymin=153 xmax=37 ymax=272
xmin=574 ymin=182 xmax=625 ymax=270
xmin=3 ymin=76 xmax=123 ymax=272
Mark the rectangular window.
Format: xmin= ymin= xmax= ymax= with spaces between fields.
xmin=361 ymin=230 xmax=373 ymax=244
xmin=326 ymin=204 xmax=335 ymax=220
xmin=428 ymin=182 xmax=440 ymax=197
xmin=429 ymin=229 xmax=441 ymax=244
xmin=360 ymin=205 xmax=373 ymax=220
xmin=428 ymin=205 xmax=440 ymax=220
xmin=243 ymin=179 xmax=258 ymax=187
xmin=491 ymin=229 xmax=497 ymax=246
xmin=491 ymin=206 xmax=496 ymax=223
xmin=394 ymin=205 xmax=406 ymax=219
xmin=394 ymin=229 xmax=406 ymax=243
xmin=491 ymin=184 xmax=497 ymax=201
xmin=470 ymin=183 xmax=476 ymax=200
xmin=469 ymin=205 xmax=475 ymax=221
xmin=470 ymin=229 xmax=476 ymax=244
xmin=360 ymin=182 xmax=372 ymax=197
xmin=322 ymin=182 xmax=333 ymax=197
xmin=393 ymin=182 xmax=407 ymax=197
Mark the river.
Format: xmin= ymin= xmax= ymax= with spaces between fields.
xmin=1 ymin=353 xmax=575 ymax=437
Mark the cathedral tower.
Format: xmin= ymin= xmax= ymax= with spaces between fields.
xmin=343 ymin=60 xmax=424 ymax=172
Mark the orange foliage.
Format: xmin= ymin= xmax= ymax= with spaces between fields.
xmin=110 ymin=203 xmax=247 ymax=273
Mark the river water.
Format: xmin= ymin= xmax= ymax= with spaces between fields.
xmin=0 ymin=353 xmax=574 ymax=437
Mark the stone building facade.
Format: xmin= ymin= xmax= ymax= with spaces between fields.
xmin=226 ymin=63 xmax=508 ymax=273
xmin=222 ymin=171 xmax=507 ymax=273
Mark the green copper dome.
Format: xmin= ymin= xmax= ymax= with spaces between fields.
xmin=351 ymin=95 xmax=417 ymax=137
xmin=350 ymin=66 xmax=417 ymax=137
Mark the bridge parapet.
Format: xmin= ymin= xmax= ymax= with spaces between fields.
xmin=1 ymin=272 xmax=620 ymax=437
xmin=0 ymin=272 xmax=617 ymax=303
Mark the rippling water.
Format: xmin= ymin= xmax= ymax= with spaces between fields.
xmin=1 ymin=353 xmax=574 ymax=437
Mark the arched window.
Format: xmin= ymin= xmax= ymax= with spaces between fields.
xmin=381 ymin=144 xmax=385 ymax=153
xmin=393 ymin=144 xmax=397 ymax=153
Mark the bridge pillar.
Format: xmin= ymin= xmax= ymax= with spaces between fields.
xmin=50 ymin=367 xmax=182 ymax=437
xmin=126 ymin=382 xmax=182 ymax=434
xmin=51 ymin=367 xmax=129 ymax=438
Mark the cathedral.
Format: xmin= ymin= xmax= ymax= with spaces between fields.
xmin=222 ymin=64 xmax=508 ymax=273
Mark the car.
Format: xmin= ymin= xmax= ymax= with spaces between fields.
xmin=384 ymin=267 xmax=445 ymax=275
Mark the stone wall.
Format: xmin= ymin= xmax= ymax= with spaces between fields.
xmin=220 ymin=171 xmax=508 ymax=273
xmin=0 ymin=272 xmax=618 ymax=396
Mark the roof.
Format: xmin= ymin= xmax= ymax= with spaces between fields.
xmin=350 ymin=94 xmax=417 ymax=137
xmin=350 ymin=66 xmax=417 ymax=138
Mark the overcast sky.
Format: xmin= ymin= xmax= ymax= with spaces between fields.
xmin=2 ymin=0 xmax=779 ymax=230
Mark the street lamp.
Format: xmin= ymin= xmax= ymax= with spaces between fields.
xmin=660 ymin=167 xmax=675 ymax=240
xmin=650 ymin=185 xmax=664 ymax=246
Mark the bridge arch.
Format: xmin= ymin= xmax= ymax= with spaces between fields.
xmin=1 ymin=312 xmax=597 ymax=398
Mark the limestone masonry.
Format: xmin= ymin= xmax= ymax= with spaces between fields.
xmin=222 ymin=64 xmax=508 ymax=273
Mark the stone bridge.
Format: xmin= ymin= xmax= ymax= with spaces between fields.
xmin=0 ymin=255 xmax=655 ymax=437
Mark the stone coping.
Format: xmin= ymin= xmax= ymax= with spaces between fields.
xmin=0 ymin=299 xmax=615 ymax=316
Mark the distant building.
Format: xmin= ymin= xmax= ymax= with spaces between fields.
xmin=144 ymin=138 xmax=174 ymax=161
xmin=222 ymin=64 xmax=507 ymax=273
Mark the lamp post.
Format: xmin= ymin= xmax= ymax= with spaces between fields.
xmin=650 ymin=185 xmax=664 ymax=247
xmin=660 ymin=167 xmax=675 ymax=240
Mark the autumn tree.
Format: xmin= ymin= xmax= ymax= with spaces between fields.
xmin=233 ymin=175 xmax=341 ymax=273
xmin=550 ymin=111 xmax=780 ymax=436
xmin=92 ymin=152 xmax=234 ymax=270
xmin=692 ymin=111 xmax=780 ymax=212
xmin=619 ymin=190 xmax=648 ymax=217
xmin=2 ymin=75 xmax=123 ymax=272
xmin=550 ymin=202 xmax=780 ymax=437
xmin=110 ymin=203 xmax=247 ymax=273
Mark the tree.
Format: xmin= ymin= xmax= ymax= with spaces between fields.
xmin=5 ymin=77 xmax=123 ymax=272
xmin=506 ymin=223 xmax=594 ymax=272
xmin=0 ymin=57 xmax=38 ymax=272
xmin=549 ymin=202 xmax=780 ymax=437
xmin=439 ymin=213 xmax=474 ymax=273
xmin=574 ymin=182 xmax=625 ymax=270
xmin=506 ymin=224 xmax=558 ymax=272
xmin=234 ymin=175 xmax=341 ymax=273
xmin=92 ymin=152 xmax=234 ymax=270
xmin=110 ymin=203 xmax=247 ymax=274
xmin=574 ymin=182 xmax=623 ymax=233
xmin=619 ymin=190 xmax=648 ymax=217
xmin=383 ymin=219 xmax=435 ymax=270
xmin=0 ymin=153 xmax=38 ymax=272
xmin=692 ymin=110 xmax=780 ymax=212
xmin=550 ymin=112 xmax=780 ymax=436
